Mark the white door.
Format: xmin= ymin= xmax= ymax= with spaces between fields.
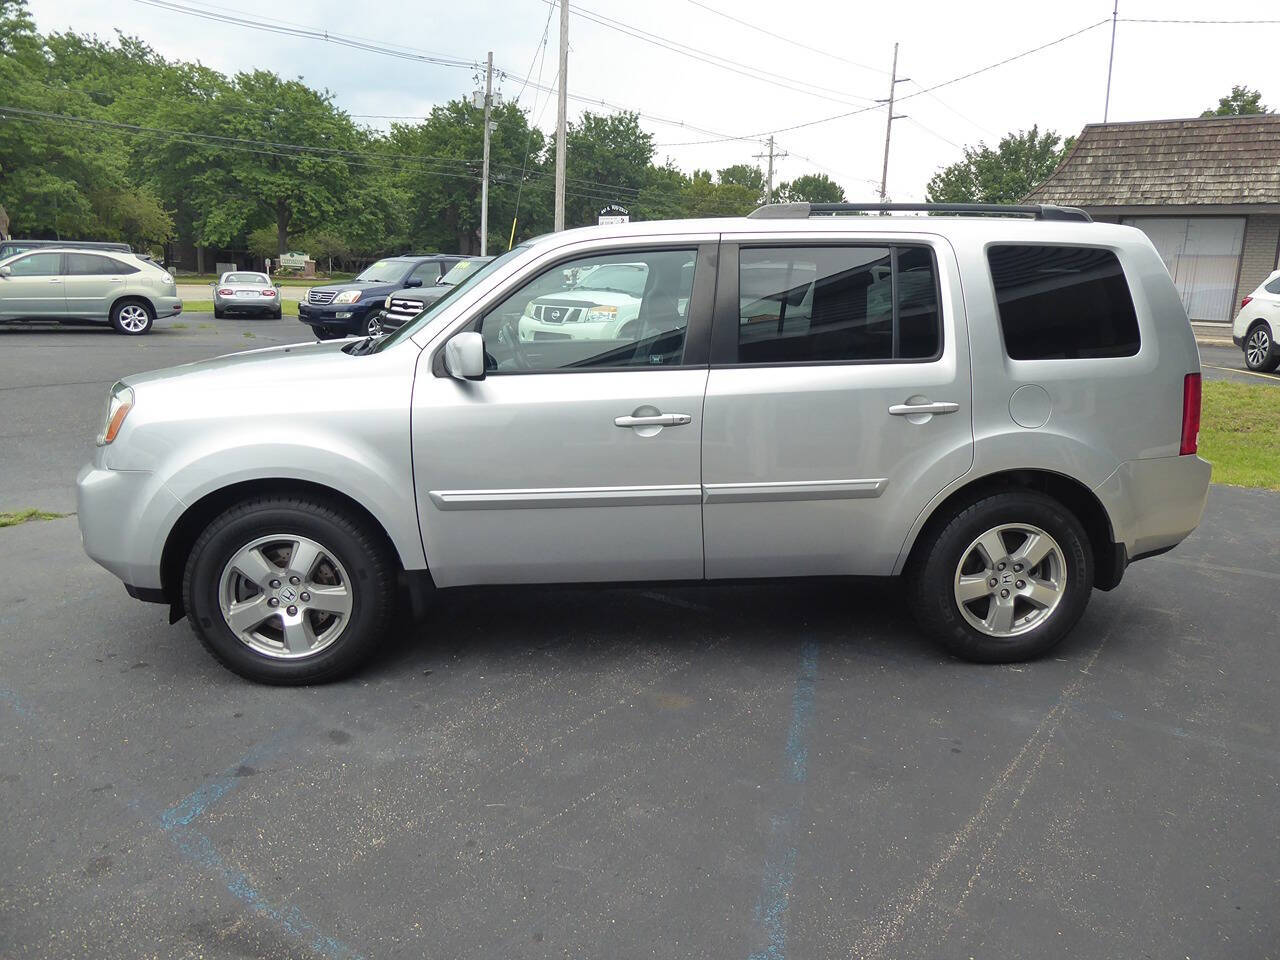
xmin=702 ymin=240 xmax=973 ymax=578
xmin=1122 ymin=216 xmax=1245 ymax=322
xmin=412 ymin=242 xmax=715 ymax=587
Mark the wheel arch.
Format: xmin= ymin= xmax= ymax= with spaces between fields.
xmin=899 ymin=468 xmax=1123 ymax=590
xmin=160 ymin=478 xmax=407 ymax=619
xmin=110 ymin=293 xmax=156 ymax=318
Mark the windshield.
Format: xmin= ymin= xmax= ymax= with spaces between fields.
xmin=371 ymin=247 xmax=526 ymax=353
xmin=353 ymin=259 xmax=409 ymax=283
xmin=440 ymin=258 xmax=491 ymax=286
xmin=572 ymin=262 xmax=647 ymax=297
xmin=225 ymin=273 xmax=269 ymax=284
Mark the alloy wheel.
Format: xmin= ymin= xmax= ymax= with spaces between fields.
xmin=217 ymin=534 xmax=354 ymax=659
xmin=117 ymin=304 xmax=150 ymax=333
xmin=952 ymin=523 xmax=1067 ymax=638
xmin=1246 ymin=327 xmax=1271 ymax=368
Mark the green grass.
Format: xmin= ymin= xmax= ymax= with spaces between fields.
xmin=243 ymin=331 xmax=255 ymax=338
xmin=170 ymin=322 xmax=187 ymax=329
xmin=0 ymin=509 xmax=67 ymax=528
xmin=1199 ymin=379 xmax=1280 ymax=491
xmin=180 ymin=299 xmax=299 ymax=317
xmin=177 ymin=273 xmax=354 ymax=286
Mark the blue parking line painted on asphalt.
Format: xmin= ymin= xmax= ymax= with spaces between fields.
xmin=747 ymin=639 xmax=820 ymax=960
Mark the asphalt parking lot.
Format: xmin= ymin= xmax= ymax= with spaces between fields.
xmin=2 ymin=315 xmax=1278 ymax=959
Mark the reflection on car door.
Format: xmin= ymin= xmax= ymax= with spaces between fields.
xmin=701 ymin=239 xmax=973 ymax=578
xmin=411 ymin=241 xmax=716 ymax=587
xmin=0 ymin=252 xmax=66 ymax=319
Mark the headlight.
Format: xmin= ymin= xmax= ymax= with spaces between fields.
xmin=334 ymin=290 xmax=362 ymax=304
xmin=586 ymin=305 xmax=617 ymax=323
xmin=96 ymin=382 xmax=134 ymax=446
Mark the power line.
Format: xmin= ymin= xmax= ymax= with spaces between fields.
xmin=1119 ymin=17 xmax=1280 ymax=24
xmin=740 ymin=17 xmax=1111 ymax=139
xmin=549 ymin=1 xmax=879 ymax=108
xmin=681 ymin=0 xmax=887 ymax=75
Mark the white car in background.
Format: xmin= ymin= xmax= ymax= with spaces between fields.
xmin=518 ymin=261 xmax=656 ymax=342
xmin=1232 ymin=269 xmax=1280 ymax=372
xmin=213 ymin=271 xmax=282 ymax=319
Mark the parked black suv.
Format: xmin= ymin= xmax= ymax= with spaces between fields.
xmin=298 ymin=254 xmax=462 ymax=339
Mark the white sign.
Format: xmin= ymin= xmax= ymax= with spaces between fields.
xmin=598 ymin=215 xmax=629 ymax=226
xmin=598 ymin=204 xmax=629 ymax=226
xmin=279 ymin=251 xmax=308 ymax=269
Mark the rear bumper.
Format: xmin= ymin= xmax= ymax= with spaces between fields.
xmin=1093 ymin=454 xmax=1212 ymax=560
xmin=76 ymin=461 xmax=185 ymax=593
xmin=154 ymin=296 xmax=183 ymax=319
xmin=216 ymin=298 xmax=280 ymax=313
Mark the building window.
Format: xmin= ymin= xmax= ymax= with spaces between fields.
xmin=1120 ymin=216 xmax=1245 ymax=323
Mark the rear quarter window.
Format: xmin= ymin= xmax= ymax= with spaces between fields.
xmin=987 ymin=245 xmax=1140 ymax=360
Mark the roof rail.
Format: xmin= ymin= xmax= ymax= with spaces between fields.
xmin=747 ymin=202 xmax=1093 ymax=223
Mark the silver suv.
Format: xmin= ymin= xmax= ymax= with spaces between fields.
xmin=0 ymin=248 xmax=181 ymax=334
xmin=76 ymin=203 xmax=1212 ymax=683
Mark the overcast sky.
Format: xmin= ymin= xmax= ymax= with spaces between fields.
xmin=26 ymin=0 xmax=1280 ymax=204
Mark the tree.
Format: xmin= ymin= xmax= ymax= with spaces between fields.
xmin=561 ymin=111 xmax=653 ymax=228
xmin=926 ymin=126 xmax=1073 ymax=204
xmin=1201 ymin=85 xmax=1271 ymax=117
xmin=777 ymin=172 xmax=845 ymax=204
xmin=717 ymin=163 xmax=764 ymax=196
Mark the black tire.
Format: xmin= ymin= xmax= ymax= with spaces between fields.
xmin=271 ymin=307 xmax=283 ymax=320
xmin=1244 ymin=321 xmax=1280 ymax=373
xmin=109 ymin=298 xmax=154 ymax=335
xmin=314 ymin=327 xmax=343 ymax=341
xmin=213 ymin=307 xmax=225 ymax=319
xmin=182 ymin=496 xmax=396 ymax=684
xmin=911 ymin=491 xmax=1093 ymax=663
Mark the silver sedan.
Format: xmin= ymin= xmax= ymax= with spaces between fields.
xmin=213 ymin=272 xmax=282 ymax=318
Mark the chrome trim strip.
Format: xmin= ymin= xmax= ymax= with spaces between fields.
xmin=702 ymin=478 xmax=888 ymax=503
xmin=429 ymin=484 xmax=703 ymax=511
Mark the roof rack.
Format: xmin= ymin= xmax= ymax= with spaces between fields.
xmin=747 ymin=202 xmax=1093 ymax=223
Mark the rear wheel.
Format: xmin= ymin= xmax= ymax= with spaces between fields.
xmin=1244 ymin=322 xmax=1279 ymax=372
xmin=110 ymin=299 xmax=154 ymax=335
xmin=214 ymin=307 xmax=225 ymax=319
xmin=271 ymin=306 xmax=283 ymax=320
xmin=182 ymin=496 xmax=396 ymax=684
xmin=911 ymin=491 xmax=1093 ymax=663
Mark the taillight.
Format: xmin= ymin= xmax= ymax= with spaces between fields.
xmin=217 ymin=288 xmax=233 ymax=296
xmin=1180 ymin=372 xmax=1201 ymax=456
xmin=1241 ymin=296 xmax=1253 ymax=309
xmin=261 ymin=288 xmax=277 ymax=297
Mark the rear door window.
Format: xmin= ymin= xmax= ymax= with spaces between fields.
xmin=987 ymin=245 xmax=1140 ymax=360
xmin=733 ymin=245 xmax=941 ymax=364
xmin=67 ymin=253 xmax=137 ymax=275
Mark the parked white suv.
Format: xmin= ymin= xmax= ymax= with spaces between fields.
xmin=1231 ymin=269 xmax=1280 ymax=372
xmin=77 ymin=202 xmax=1212 ymax=684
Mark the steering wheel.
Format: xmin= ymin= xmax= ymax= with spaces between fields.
xmin=499 ymin=317 xmax=531 ymax=370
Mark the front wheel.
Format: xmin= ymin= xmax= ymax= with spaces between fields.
xmin=111 ymin=299 xmax=154 ymax=335
xmin=182 ymin=496 xmax=396 ymax=684
xmin=911 ymin=491 xmax=1093 ymax=663
xmin=1244 ymin=322 xmax=1279 ymax=372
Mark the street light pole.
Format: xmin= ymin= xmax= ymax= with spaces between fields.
xmin=554 ymin=0 xmax=569 ymax=231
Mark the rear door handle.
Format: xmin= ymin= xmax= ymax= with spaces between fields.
xmin=888 ymin=401 xmax=959 ymax=416
xmin=615 ymin=413 xmax=692 ymax=428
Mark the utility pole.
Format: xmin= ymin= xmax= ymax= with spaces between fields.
xmin=877 ymin=42 xmax=908 ymax=204
xmin=754 ymin=135 xmax=787 ymax=203
xmin=480 ymin=50 xmax=493 ymax=256
xmin=1103 ymin=0 xmax=1119 ymax=121
xmin=554 ymin=0 xmax=569 ymax=231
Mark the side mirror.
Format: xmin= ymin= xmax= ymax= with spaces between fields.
xmin=444 ymin=331 xmax=486 ymax=381
xmin=404 ymin=277 xmax=423 ymax=288
xmin=0 ymin=265 xmax=11 ymax=278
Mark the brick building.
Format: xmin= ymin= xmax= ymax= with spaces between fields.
xmin=1026 ymin=113 xmax=1280 ymax=323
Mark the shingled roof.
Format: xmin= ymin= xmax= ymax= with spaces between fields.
xmin=1026 ymin=113 xmax=1280 ymax=207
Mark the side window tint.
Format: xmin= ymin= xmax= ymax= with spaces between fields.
xmin=737 ymin=245 xmax=940 ymax=364
xmin=8 ymin=252 xmax=62 ymax=276
xmin=409 ymin=262 xmax=440 ymax=285
xmin=988 ymin=245 xmax=1140 ymax=360
xmin=66 ymin=253 xmax=135 ymax=275
xmin=479 ymin=249 xmax=696 ymax=371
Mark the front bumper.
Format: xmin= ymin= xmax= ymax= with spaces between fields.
xmin=77 ymin=461 xmax=186 ymax=593
xmin=1093 ymin=454 xmax=1213 ymax=561
xmin=1233 ymin=334 xmax=1243 ymax=348
xmin=297 ymin=301 xmax=373 ymax=334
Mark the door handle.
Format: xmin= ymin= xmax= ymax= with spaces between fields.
xmin=48 ymin=278 xmax=62 ymax=283
xmin=614 ymin=413 xmax=692 ymax=428
xmin=888 ymin=401 xmax=959 ymax=416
